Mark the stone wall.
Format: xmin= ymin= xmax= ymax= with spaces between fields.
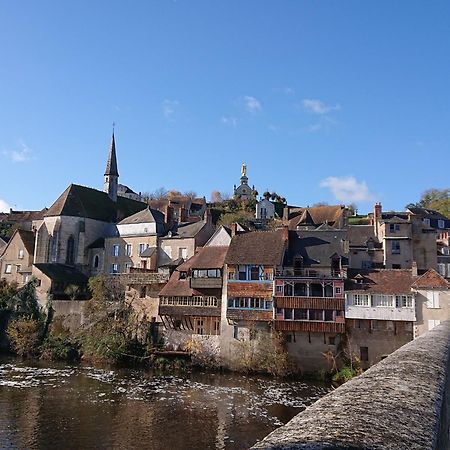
xmin=51 ymin=300 xmax=86 ymax=331
xmin=252 ymin=320 xmax=450 ymax=450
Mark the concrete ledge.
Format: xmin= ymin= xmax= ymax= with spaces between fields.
xmin=252 ymin=320 xmax=450 ymax=450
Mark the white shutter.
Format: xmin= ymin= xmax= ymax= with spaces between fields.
xmin=426 ymin=291 xmax=434 ymax=308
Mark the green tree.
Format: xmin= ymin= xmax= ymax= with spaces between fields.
xmin=414 ymin=188 xmax=450 ymax=217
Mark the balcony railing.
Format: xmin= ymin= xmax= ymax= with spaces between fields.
xmin=274 ymin=321 xmax=345 ymax=333
xmin=190 ymin=277 xmax=223 ymax=289
xmin=275 ymin=268 xmax=346 ymax=279
xmin=276 ymin=297 xmax=345 ymax=310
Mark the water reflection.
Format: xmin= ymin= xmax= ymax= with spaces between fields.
xmin=0 ymin=358 xmax=328 ymax=450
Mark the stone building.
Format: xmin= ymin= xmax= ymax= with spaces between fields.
xmin=221 ymin=229 xmax=287 ymax=363
xmin=274 ymin=228 xmax=348 ymax=372
xmin=345 ymin=269 xmax=416 ymax=369
xmin=0 ymin=229 xmax=35 ymax=286
xmin=255 ymin=198 xmax=275 ymax=220
xmin=412 ymin=268 xmax=450 ymax=337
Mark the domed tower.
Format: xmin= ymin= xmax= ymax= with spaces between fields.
xmin=103 ymin=131 xmax=119 ymax=202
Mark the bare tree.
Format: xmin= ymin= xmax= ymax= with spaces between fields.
xmin=210 ymin=191 xmax=223 ymax=203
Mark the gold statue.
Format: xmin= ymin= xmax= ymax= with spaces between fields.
xmin=241 ymin=162 xmax=247 ymax=177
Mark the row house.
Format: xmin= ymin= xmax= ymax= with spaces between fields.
xmin=222 ymin=229 xmax=287 ymax=353
xmin=345 ymin=269 xmax=416 ymax=368
xmin=158 ymin=245 xmax=228 ymax=345
xmin=274 ymin=228 xmax=348 ymax=371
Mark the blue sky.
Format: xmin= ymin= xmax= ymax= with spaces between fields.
xmin=1 ymin=1 xmax=449 ymax=214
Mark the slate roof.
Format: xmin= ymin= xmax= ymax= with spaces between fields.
xmin=177 ymin=246 xmax=228 ymax=271
xmin=2 ymin=209 xmax=48 ymax=223
xmin=284 ymin=229 xmax=349 ymax=267
xmin=346 ymin=269 xmax=414 ymax=295
xmin=34 ymin=263 xmax=88 ymax=284
xmin=171 ymin=221 xmax=207 ymax=238
xmin=289 ymin=205 xmax=345 ymax=229
xmin=348 ymin=225 xmax=380 ymax=247
xmin=225 ymin=230 xmax=286 ymax=265
xmin=408 ymin=207 xmax=450 ymax=221
xmin=118 ymin=207 xmax=164 ymax=225
xmin=104 ymin=132 xmax=119 ymax=176
xmin=411 ymin=269 xmax=450 ymax=289
xmin=140 ymin=246 xmax=157 ymax=258
xmin=45 ymin=184 xmax=146 ymax=223
xmin=87 ymin=237 xmax=105 ymax=249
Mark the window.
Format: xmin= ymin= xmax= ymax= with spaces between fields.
xmin=362 ymin=260 xmax=373 ymax=270
xmin=309 ymin=309 xmax=324 ymax=321
xmin=372 ymin=294 xmax=394 ymax=307
xmin=423 ymin=218 xmax=430 ymax=227
xmin=389 ymin=223 xmax=400 ymax=233
xmin=442 ymin=247 xmax=450 ymax=256
xmin=335 ymin=287 xmax=342 ymax=294
xmin=16 ymin=264 xmax=21 ymax=273
xmin=426 ymin=291 xmax=440 ymax=309
xmin=93 ymin=255 xmax=99 ymax=268
xmin=324 ymin=310 xmax=334 ymax=322
xmin=4 ymin=264 xmax=12 ymax=274
xmin=233 ymin=325 xmax=239 ymax=340
xmin=371 ymin=320 xmax=378 ymax=330
xmin=392 ymin=264 xmax=401 ymax=269
xmin=391 ymin=241 xmax=401 ymax=254
xmin=179 ymin=247 xmax=188 ymax=259
xmin=139 ymin=286 xmax=147 ymax=298
xmin=110 ymin=263 xmax=119 ymax=274
xmin=294 ymin=309 xmax=308 ymax=320
xmin=438 ymin=220 xmax=445 ymax=229
xmin=352 ymin=294 xmax=370 ymax=306
xmin=66 ymin=236 xmax=75 ymax=265
xmin=18 ymin=249 xmax=24 ymax=259
xmin=360 ymin=346 xmax=369 ymax=362
xmin=238 ymin=265 xmax=247 ymax=280
xmin=284 ymin=308 xmax=293 ymax=319
xmin=250 ymin=266 xmax=260 ymax=280
xmin=196 ymin=319 xmax=204 ymax=335
xmin=395 ymin=295 xmax=413 ymax=308
xmin=276 ymin=285 xmax=283 ymax=294
xmin=112 ymin=244 xmax=120 ymax=257
xmin=125 ymin=244 xmax=132 ymax=257
xmin=125 ymin=263 xmax=131 ymax=272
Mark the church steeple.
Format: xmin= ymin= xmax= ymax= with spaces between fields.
xmin=103 ymin=129 xmax=119 ymax=202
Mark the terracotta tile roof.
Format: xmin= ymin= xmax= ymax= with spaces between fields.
xmin=289 ymin=205 xmax=345 ymax=229
xmin=178 ymin=246 xmax=228 ymax=271
xmin=346 ymin=269 xmax=414 ymax=295
xmin=411 ymin=269 xmax=450 ymax=289
xmin=225 ymin=230 xmax=286 ymax=266
xmin=45 ymin=184 xmax=146 ymax=223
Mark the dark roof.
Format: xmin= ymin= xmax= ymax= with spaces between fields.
xmin=88 ymin=237 xmax=105 ymax=249
xmin=3 ymin=209 xmax=47 ymax=223
xmin=348 ymin=225 xmax=379 ymax=247
xmin=104 ymin=132 xmax=119 ymax=176
xmin=118 ymin=207 xmax=165 ymax=225
xmin=170 ymin=221 xmax=207 ymax=238
xmin=284 ymin=229 xmax=349 ymax=267
xmin=34 ymin=263 xmax=88 ymax=284
xmin=411 ymin=269 xmax=450 ymax=289
xmin=346 ymin=269 xmax=414 ymax=295
xmin=225 ymin=230 xmax=286 ymax=265
xmin=45 ymin=184 xmax=146 ymax=222
xmin=289 ymin=205 xmax=345 ymax=229
xmin=177 ymin=246 xmax=228 ymax=271
xmin=140 ymin=246 xmax=157 ymax=258
xmin=408 ymin=207 xmax=450 ymax=221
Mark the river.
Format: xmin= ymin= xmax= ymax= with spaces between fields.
xmin=0 ymin=357 xmax=329 ymax=450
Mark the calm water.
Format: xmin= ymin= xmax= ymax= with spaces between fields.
xmin=0 ymin=357 xmax=328 ymax=450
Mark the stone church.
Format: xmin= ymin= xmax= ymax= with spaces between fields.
xmin=233 ymin=163 xmax=256 ymax=200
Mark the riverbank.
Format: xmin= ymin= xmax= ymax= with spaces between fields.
xmin=0 ymin=356 xmax=329 ymax=450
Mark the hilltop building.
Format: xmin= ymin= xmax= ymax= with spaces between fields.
xmin=233 ymin=163 xmax=256 ymax=200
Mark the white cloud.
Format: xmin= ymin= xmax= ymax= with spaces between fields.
xmin=162 ymin=99 xmax=179 ymax=120
xmin=0 ymin=199 xmax=10 ymax=213
xmin=243 ymin=96 xmax=262 ymax=113
xmin=320 ymin=176 xmax=374 ymax=203
xmin=221 ymin=116 xmax=238 ymax=126
xmin=302 ymin=99 xmax=340 ymax=115
xmin=3 ymin=140 xmax=33 ymax=163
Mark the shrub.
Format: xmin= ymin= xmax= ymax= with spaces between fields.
xmin=7 ymin=317 xmax=43 ymax=357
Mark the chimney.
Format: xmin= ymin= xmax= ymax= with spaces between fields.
xmin=412 ymin=261 xmax=418 ymax=277
xmin=373 ymin=202 xmax=382 ymax=236
xmin=230 ymin=223 xmax=238 ymax=237
xmin=283 ymin=206 xmax=289 ymax=222
xmin=204 ymin=208 xmax=212 ymax=225
xmin=281 ymin=225 xmax=289 ymax=243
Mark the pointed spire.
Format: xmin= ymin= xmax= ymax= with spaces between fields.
xmin=104 ymin=129 xmax=119 ymax=177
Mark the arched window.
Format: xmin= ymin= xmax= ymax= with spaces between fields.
xmin=66 ymin=236 xmax=75 ymax=265
xmin=93 ymin=254 xmax=99 ymax=269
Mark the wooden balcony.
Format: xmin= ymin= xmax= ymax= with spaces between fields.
xmin=227 ymin=282 xmax=273 ymax=297
xmin=190 ymin=277 xmax=223 ymax=289
xmin=275 ymin=268 xmax=346 ymax=279
xmin=226 ymin=309 xmax=272 ymax=322
xmin=159 ymin=305 xmax=221 ymax=317
xmin=274 ymin=320 xmax=345 ymax=333
xmin=275 ymin=297 xmax=345 ymax=310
